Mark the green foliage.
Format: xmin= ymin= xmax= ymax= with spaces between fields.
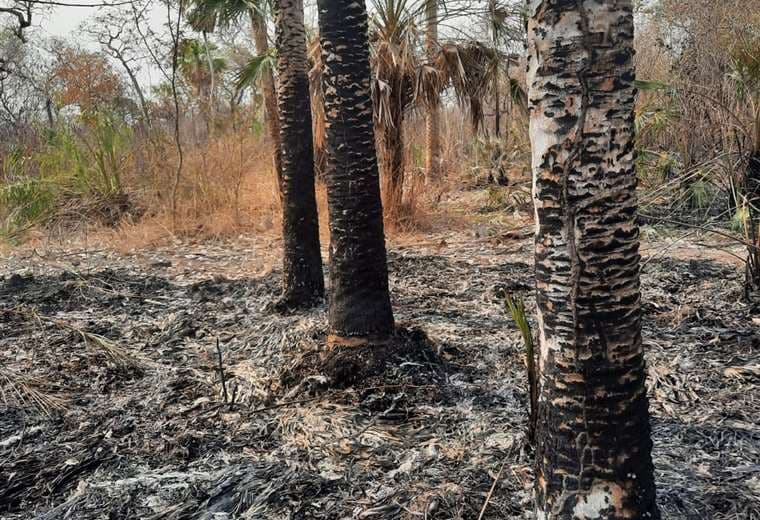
xmin=504 ymin=293 xmax=538 ymax=444
xmin=483 ymin=185 xmax=528 ymax=212
xmin=0 ymin=178 xmax=56 ymax=239
xmin=178 ymin=38 xmax=229 ymax=93
xmin=186 ymin=0 xmax=269 ymax=33
xmin=732 ymin=205 xmax=751 ymax=234
xmin=504 ymin=294 xmax=533 ymax=357
xmin=688 ymin=179 xmax=711 ymax=210
xmin=234 ymin=50 xmax=276 ymax=92
xmin=410 ymin=142 xmax=423 ymax=168
xmin=250 ymin=118 xmax=264 ymax=137
xmin=636 ymin=151 xmax=678 ymax=188
xmin=0 ymin=113 xmax=132 ymax=241
xmin=634 ymin=79 xmax=673 ymax=93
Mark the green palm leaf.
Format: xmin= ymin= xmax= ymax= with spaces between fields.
xmin=187 ymin=0 xmax=270 ymax=33
xmin=235 ymin=51 xmax=276 ymax=92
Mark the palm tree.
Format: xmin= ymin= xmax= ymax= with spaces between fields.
xmin=187 ymin=0 xmax=282 ymax=186
xmin=527 ymin=1 xmax=659 ymax=518
xmin=423 ymin=0 xmax=441 ymax=182
xmin=177 ymin=38 xmax=228 ymax=132
xmin=273 ymin=0 xmax=324 ymax=307
xmin=310 ymin=2 xmax=508 ymax=223
xmin=316 ymin=0 xmax=394 ymax=344
xmin=370 ymin=0 xmax=419 ymax=223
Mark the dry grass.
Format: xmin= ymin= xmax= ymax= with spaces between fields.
xmin=2 ymin=99 xmax=531 ymax=255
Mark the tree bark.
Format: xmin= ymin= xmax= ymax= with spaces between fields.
xmin=424 ymin=0 xmax=441 ymax=182
xmin=250 ymin=8 xmax=283 ymax=191
xmin=527 ymin=1 xmax=660 ymax=518
xmin=274 ymin=0 xmax=324 ymax=307
xmin=316 ymin=0 xmax=394 ymax=343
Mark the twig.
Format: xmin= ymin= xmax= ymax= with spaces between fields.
xmin=228 ymin=383 xmax=238 ymax=410
xmin=640 ymin=214 xmax=760 ymax=251
xmin=478 ymin=459 xmax=507 ymax=520
xmin=215 ymin=338 xmax=229 ymax=404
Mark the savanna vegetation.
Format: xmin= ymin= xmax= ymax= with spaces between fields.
xmin=0 ymin=1 xmax=758 ymax=519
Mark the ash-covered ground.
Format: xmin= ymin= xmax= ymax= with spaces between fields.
xmin=1 ymin=231 xmax=758 ymax=519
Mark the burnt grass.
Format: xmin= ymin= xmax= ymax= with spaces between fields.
xmin=1 ymin=234 xmax=759 ymax=519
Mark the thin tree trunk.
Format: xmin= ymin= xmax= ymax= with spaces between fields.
xmin=493 ymin=74 xmax=501 ymax=138
xmin=745 ymin=151 xmax=760 ymax=296
xmin=274 ymin=0 xmax=324 ymax=308
xmin=202 ymin=31 xmax=215 ymax=137
xmin=527 ymin=1 xmax=659 ymax=518
xmin=250 ymin=8 xmax=283 ymax=192
xmin=45 ymin=98 xmax=55 ymax=128
xmin=490 ymin=0 xmax=501 ymax=138
xmin=424 ymin=0 xmax=441 ymax=182
xmin=382 ymin=98 xmax=405 ymax=224
xmin=118 ymin=55 xmax=151 ymax=128
xmin=316 ymin=0 xmax=394 ymax=344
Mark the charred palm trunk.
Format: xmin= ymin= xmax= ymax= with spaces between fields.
xmin=251 ymin=8 xmax=283 ymax=193
xmin=316 ymin=0 xmax=394 ymax=344
xmin=527 ymin=1 xmax=659 ymax=518
xmin=274 ymin=0 xmax=324 ymax=308
xmin=381 ymin=95 xmax=405 ymax=224
xmin=424 ymin=0 xmax=441 ymax=182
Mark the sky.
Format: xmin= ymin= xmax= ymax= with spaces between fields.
xmin=39 ymin=6 xmax=90 ymax=39
xmin=16 ymin=0 xmax=489 ymax=92
xmin=38 ymin=3 xmax=165 ymax=41
xmin=28 ymin=3 xmax=170 ymax=90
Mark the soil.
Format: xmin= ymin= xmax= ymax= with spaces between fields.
xmin=0 ymin=230 xmax=758 ymax=519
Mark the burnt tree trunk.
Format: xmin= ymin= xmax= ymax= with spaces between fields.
xmin=250 ymin=8 xmax=283 ymax=193
xmin=527 ymin=1 xmax=660 ymax=518
xmin=274 ymin=0 xmax=324 ymax=308
xmin=316 ymin=0 xmax=394 ymax=344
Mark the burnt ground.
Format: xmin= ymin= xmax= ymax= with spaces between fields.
xmin=0 ymin=232 xmax=759 ymax=519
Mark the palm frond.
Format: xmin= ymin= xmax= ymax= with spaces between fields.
xmin=235 ymin=51 xmax=276 ymax=92
xmin=0 ymin=367 xmax=68 ymax=416
xmin=414 ymin=63 xmax=445 ymax=108
xmin=434 ymin=42 xmax=496 ymax=131
xmin=187 ymin=0 xmax=268 ymax=32
xmin=8 ymin=306 xmax=150 ymax=371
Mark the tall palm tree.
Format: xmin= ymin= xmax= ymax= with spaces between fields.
xmin=316 ymin=0 xmax=394 ymax=344
xmin=423 ymin=0 xmax=441 ymax=182
xmin=187 ymin=0 xmax=282 ymax=186
xmin=527 ymin=1 xmax=659 ymax=518
xmin=273 ymin=0 xmax=324 ymax=307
